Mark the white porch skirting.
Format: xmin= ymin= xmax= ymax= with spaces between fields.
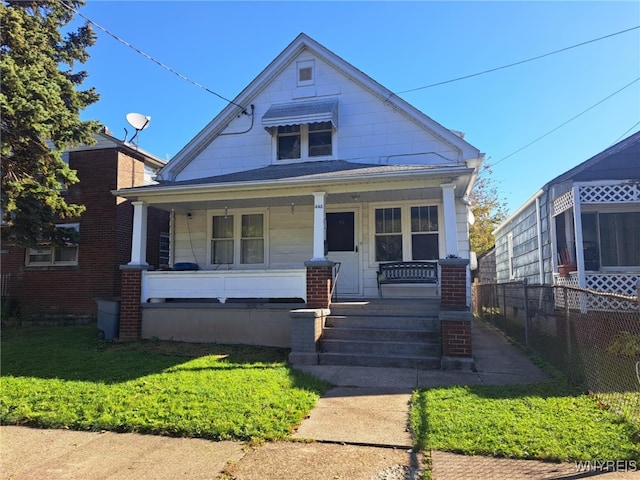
xmin=141 ymin=269 xmax=307 ymax=303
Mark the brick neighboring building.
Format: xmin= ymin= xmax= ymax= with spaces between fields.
xmin=1 ymin=131 xmax=169 ymax=317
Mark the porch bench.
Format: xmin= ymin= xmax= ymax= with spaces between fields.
xmin=377 ymin=261 xmax=438 ymax=298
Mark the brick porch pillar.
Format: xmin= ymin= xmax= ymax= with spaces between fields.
xmin=119 ymin=265 xmax=149 ymax=341
xmin=438 ymin=258 xmax=473 ymax=369
xmin=304 ymin=260 xmax=335 ymax=309
xmin=439 ymin=257 xmax=469 ymax=310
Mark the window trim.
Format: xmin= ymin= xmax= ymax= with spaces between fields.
xmin=25 ymin=223 xmax=79 ymax=267
xmin=297 ymin=60 xmax=315 ymax=87
xmin=369 ymin=202 xmax=442 ymax=266
xmin=580 ymin=206 xmax=640 ymax=271
xmin=273 ymin=122 xmax=336 ymax=163
xmin=207 ymin=208 xmax=269 ymax=269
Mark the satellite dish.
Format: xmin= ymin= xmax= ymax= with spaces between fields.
xmin=125 ymin=112 xmax=151 ymax=144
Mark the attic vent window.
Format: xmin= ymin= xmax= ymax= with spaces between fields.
xmin=299 ymin=67 xmax=312 ymax=82
xmin=297 ymin=60 xmax=314 ymax=86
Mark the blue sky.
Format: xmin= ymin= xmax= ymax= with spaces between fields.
xmin=73 ymin=1 xmax=640 ymax=214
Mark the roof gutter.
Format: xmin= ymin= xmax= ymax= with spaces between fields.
xmin=493 ymin=189 xmax=544 ymax=235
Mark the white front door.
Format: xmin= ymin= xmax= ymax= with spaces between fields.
xmin=327 ymin=211 xmax=359 ymax=295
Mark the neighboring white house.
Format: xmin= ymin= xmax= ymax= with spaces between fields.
xmin=114 ymin=33 xmax=484 ymax=312
xmin=493 ymin=131 xmax=640 ymax=299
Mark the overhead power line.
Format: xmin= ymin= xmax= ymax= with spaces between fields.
xmin=492 ymin=77 xmax=640 ymax=166
xmin=609 ymin=122 xmax=640 ymax=146
xmin=57 ymin=0 xmax=247 ymax=112
xmin=396 ymin=26 xmax=640 ymax=94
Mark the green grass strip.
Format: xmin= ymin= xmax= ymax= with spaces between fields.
xmin=410 ymin=383 xmax=640 ymax=462
xmin=1 ymin=326 xmax=330 ymax=441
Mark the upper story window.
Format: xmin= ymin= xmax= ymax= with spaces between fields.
xmin=26 ymin=223 xmax=79 ymax=267
xmin=277 ymin=122 xmax=332 ymax=160
xmin=263 ymin=99 xmax=338 ymax=163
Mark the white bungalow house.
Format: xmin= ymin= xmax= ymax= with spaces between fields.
xmin=493 ymin=131 xmax=640 ymax=306
xmin=114 ymin=33 xmax=484 ymax=351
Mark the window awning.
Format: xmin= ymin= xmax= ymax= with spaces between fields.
xmin=262 ymin=99 xmax=338 ymax=130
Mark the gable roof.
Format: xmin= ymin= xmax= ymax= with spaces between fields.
xmin=546 ymin=130 xmax=640 ymax=187
xmin=160 ymin=160 xmax=463 ymax=187
xmin=159 ymin=33 xmax=481 ymax=181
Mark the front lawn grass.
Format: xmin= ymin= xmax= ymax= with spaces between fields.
xmin=0 ymin=325 xmax=330 ymax=441
xmin=410 ymin=382 xmax=640 ymax=462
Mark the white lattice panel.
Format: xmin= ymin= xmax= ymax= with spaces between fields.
xmin=580 ymin=184 xmax=640 ymax=204
xmin=586 ymin=274 xmax=640 ymax=296
xmin=554 ymin=273 xmax=580 ymax=308
xmin=554 ymin=273 xmax=639 ymax=311
xmin=551 ymin=190 xmax=574 ymax=216
xmin=554 ymin=273 xmax=580 ymax=288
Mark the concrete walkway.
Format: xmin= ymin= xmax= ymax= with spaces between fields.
xmin=1 ymin=321 xmax=633 ymax=479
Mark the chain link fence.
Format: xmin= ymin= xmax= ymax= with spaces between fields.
xmin=473 ymin=281 xmax=640 ymax=429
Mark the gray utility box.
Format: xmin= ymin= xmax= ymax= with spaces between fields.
xmin=95 ymin=297 xmax=121 ymax=340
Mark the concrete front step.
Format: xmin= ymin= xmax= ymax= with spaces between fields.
xmin=322 ymin=326 xmax=440 ymax=343
xmin=330 ymin=299 xmax=440 ymax=317
xmin=318 ymin=352 xmax=442 ymax=369
xmin=326 ymin=315 xmax=440 ymax=331
xmin=319 ymin=300 xmax=443 ymax=369
xmin=320 ymin=338 xmax=441 ymax=357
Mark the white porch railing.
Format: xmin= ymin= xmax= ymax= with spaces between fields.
xmin=141 ymin=269 xmax=307 ymax=303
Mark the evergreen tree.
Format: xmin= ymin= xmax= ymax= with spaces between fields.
xmin=1 ymin=0 xmax=99 ymax=247
xmin=469 ymin=163 xmax=509 ymax=256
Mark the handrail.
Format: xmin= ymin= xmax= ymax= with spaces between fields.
xmin=331 ymin=262 xmax=342 ymax=302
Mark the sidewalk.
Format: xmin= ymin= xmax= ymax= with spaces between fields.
xmin=1 ymin=321 xmax=630 ymax=479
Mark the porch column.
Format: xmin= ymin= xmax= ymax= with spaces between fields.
xmin=129 ymin=201 xmax=149 ymax=266
xmin=311 ymin=192 xmax=327 ymax=261
xmin=572 ymin=185 xmax=586 ymax=288
xmin=441 ymin=183 xmax=459 ymax=257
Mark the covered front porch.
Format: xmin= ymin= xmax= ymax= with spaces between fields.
xmin=550 ymin=180 xmax=640 ymax=296
xmin=119 ymin=161 xmax=478 ymax=306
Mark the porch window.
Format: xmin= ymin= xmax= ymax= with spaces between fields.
xmin=26 ymin=223 xmax=79 ymax=266
xmin=374 ymin=205 xmax=440 ymax=262
xmin=212 ymin=215 xmax=234 ymax=264
xmin=410 ymin=206 xmax=439 ymax=260
xmin=582 ymin=211 xmax=640 ymax=268
xmin=211 ymin=213 xmax=265 ymax=266
xmin=159 ymin=232 xmax=170 ymax=267
xmin=241 ymin=214 xmax=265 ymax=264
xmin=375 ymin=207 xmax=402 ymax=261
